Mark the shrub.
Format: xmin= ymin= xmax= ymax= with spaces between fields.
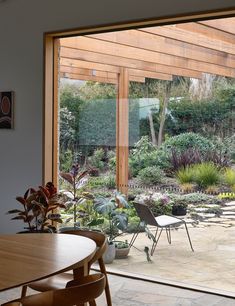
xmin=162 ymin=132 xmax=214 ymax=155
xmin=129 ymin=136 xmax=170 ymax=177
xmin=193 ymin=163 xmax=221 ymax=188
xmin=104 ymin=174 xmax=116 ymax=189
xmin=224 ymin=168 xmax=235 ymax=187
xmin=137 ymin=166 xmax=164 ymax=185
xmin=170 ymin=148 xmax=202 ymax=171
xmin=177 ymin=166 xmax=195 ymax=184
xmin=88 ymin=148 xmax=105 ymax=170
xmin=180 ymin=183 xmax=196 ymax=193
xmin=205 ymin=185 xmax=219 ymax=194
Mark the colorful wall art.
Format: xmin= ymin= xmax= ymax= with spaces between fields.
xmin=0 ymin=91 xmax=14 ymax=129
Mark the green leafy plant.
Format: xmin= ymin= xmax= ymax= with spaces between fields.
xmin=94 ymin=191 xmax=129 ymax=243
xmin=104 ymin=174 xmax=116 ymax=189
xmin=115 ymin=240 xmax=129 ymax=249
xmin=162 ymin=132 xmax=214 ymax=155
xmin=88 ymin=148 xmax=105 ymax=170
xmin=193 ymin=162 xmax=221 ymax=188
xmin=8 ymin=182 xmax=65 ymax=232
xmin=143 ymin=194 xmax=172 ymax=216
xmin=137 ymin=166 xmax=164 ymax=185
xmin=60 ymin=164 xmax=89 ymax=227
xmin=224 ymin=168 xmax=235 ymax=187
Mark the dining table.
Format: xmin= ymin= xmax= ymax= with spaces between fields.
xmin=0 ymin=233 xmax=96 ymax=294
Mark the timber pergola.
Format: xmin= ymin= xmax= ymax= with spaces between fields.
xmin=59 ymin=17 xmax=235 ymax=194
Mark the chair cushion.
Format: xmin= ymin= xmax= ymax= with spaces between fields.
xmin=155 ymin=215 xmax=184 ymax=227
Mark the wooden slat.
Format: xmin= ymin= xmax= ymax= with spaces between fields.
xmin=60 ymin=63 xmax=172 ymax=81
xmin=60 ymin=72 xmax=145 ymax=84
xmin=199 ymin=18 xmax=235 ymax=35
xmin=143 ymin=23 xmax=235 ymax=56
xmin=116 ymin=68 xmax=129 ymax=195
xmin=61 ymin=57 xmax=121 ymax=73
xmin=60 ymin=72 xmax=117 ymax=84
xmin=60 ymin=47 xmax=202 ymax=79
xmin=89 ymin=29 xmax=235 ymax=68
xmin=129 ymin=68 xmax=172 ymax=80
xmin=61 ymin=37 xmax=235 ymax=77
xmin=60 ymin=65 xmax=117 ymax=79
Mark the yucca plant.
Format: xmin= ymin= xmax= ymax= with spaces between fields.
xmin=224 ymin=168 xmax=235 ymax=187
xmin=193 ymin=163 xmax=221 ymax=188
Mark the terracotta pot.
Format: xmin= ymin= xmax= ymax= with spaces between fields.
xmin=115 ymin=246 xmax=130 ymax=259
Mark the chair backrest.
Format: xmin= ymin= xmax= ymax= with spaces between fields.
xmin=62 ymin=229 xmax=107 ymax=267
xmin=20 ymin=274 xmax=105 ymax=306
xmin=133 ymin=202 xmax=158 ymax=227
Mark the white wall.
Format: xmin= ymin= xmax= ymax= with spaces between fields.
xmin=0 ymin=0 xmax=235 ymax=233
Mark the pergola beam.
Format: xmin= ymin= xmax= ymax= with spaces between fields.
xmin=61 ymin=37 xmax=235 ymax=77
xmin=199 ymin=18 xmax=235 ymax=35
xmin=60 ymin=72 xmax=145 ymax=84
xmin=60 ymin=63 xmax=173 ymax=81
xmin=142 ymin=24 xmax=235 ymax=56
xmin=60 ymin=48 xmax=203 ymax=79
xmin=89 ymin=29 xmax=235 ymax=69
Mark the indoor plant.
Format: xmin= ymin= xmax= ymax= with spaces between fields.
xmin=60 ymin=163 xmax=89 ymax=229
xmin=94 ymin=191 xmax=129 ymax=263
xmin=8 ymin=182 xmax=66 ymax=233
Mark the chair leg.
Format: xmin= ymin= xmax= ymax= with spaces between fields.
xmin=98 ymin=258 xmax=112 ymax=306
xmin=184 ymin=223 xmax=194 ymax=252
xmin=150 ymin=228 xmax=163 ymax=256
xmin=21 ymin=285 xmax=27 ymax=298
xmin=89 ymin=301 xmax=97 ymax=306
xmin=166 ymin=227 xmax=171 ymax=244
xmin=129 ymin=222 xmax=141 ymax=248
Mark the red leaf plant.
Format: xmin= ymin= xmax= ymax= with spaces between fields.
xmin=8 ymin=182 xmax=66 ymax=232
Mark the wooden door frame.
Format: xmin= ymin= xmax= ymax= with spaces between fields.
xmin=43 ymin=8 xmax=235 ymax=186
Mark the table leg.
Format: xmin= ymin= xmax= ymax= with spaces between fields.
xmin=73 ymin=263 xmax=89 ymax=306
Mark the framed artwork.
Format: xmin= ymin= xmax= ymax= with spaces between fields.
xmin=0 ymin=91 xmax=14 ymax=129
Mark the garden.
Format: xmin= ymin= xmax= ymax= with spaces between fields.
xmin=54 ymin=75 xmax=235 ymax=260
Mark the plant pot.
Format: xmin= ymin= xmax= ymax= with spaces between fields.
xmin=115 ymin=246 xmax=130 ymax=259
xmin=172 ymin=206 xmax=187 ymax=216
xmin=103 ymin=242 xmax=116 ymax=264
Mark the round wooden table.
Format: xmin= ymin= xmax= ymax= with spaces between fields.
xmin=0 ymin=234 xmax=96 ymax=292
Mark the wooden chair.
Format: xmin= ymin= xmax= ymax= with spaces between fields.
xmin=21 ymin=230 xmax=112 ymax=306
xmin=2 ymin=273 xmax=105 ymax=306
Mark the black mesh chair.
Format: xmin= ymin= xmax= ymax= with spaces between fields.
xmin=130 ymin=202 xmax=194 ymax=255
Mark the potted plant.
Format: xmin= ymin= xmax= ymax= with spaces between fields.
xmin=172 ymin=199 xmax=188 ymax=216
xmin=115 ymin=240 xmax=130 ymax=259
xmin=7 ymin=182 xmax=66 ymax=233
xmin=94 ymin=191 xmax=129 ymax=263
xmin=60 ymin=164 xmax=89 ymax=230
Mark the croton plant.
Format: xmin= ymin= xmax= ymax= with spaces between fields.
xmin=8 ymin=182 xmax=66 ymax=232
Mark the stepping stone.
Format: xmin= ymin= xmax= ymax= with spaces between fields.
xmin=225 ymin=201 xmax=235 ymax=206
xmin=221 ymin=206 xmax=235 ymax=211
xmin=223 ymin=215 xmax=235 ymax=219
xmin=194 ymin=208 xmax=208 ymax=212
xmin=197 ymin=213 xmax=216 ymax=218
xmin=222 ymin=211 xmax=235 ymax=215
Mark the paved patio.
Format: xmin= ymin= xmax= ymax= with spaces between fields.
xmin=108 ymin=222 xmax=235 ymax=294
